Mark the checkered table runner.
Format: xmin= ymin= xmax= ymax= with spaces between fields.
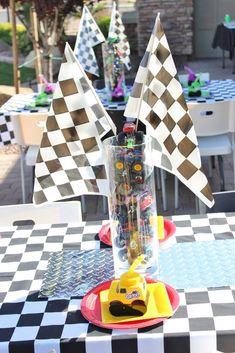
xmin=0 ymin=87 xmax=129 ymax=146
xmin=0 ymin=213 xmax=235 ymax=353
xmin=0 ymin=94 xmax=48 ymax=146
xmin=1 ymin=79 xmax=235 ymax=146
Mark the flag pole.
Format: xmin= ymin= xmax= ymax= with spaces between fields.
xmin=10 ymin=0 xmax=20 ymax=94
xmin=135 ymin=14 xmax=160 ymax=132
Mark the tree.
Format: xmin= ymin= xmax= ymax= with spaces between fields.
xmin=0 ymin=0 xmax=100 ymax=81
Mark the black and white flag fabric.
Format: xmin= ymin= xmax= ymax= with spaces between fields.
xmin=124 ymin=13 xmax=214 ymax=207
xmin=33 ymin=43 xmax=116 ymax=205
xmin=74 ymin=5 xmax=105 ymax=76
xmin=108 ymin=2 xmax=131 ymax=70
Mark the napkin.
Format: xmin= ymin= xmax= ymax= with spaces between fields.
xmin=108 ymin=2 xmax=131 ymax=70
xmin=74 ymin=5 xmax=105 ymax=76
xmin=124 ymin=13 xmax=214 ymax=208
xmin=33 ymin=43 xmax=116 ymax=205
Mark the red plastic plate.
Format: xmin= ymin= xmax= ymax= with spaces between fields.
xmin=161 ymin=218 xmax=176 ymax=243
xmin=80 ymin=278 xmax=179 ymax=329
xmin=98 ymin=219 xmax=176 ymax=246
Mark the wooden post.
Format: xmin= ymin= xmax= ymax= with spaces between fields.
xmin=10 ymin=0 xmax=20 ymax=94
xmin=30 ymin=6 xmax=42 ymax=83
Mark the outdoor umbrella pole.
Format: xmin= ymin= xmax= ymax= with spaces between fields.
xmin=10 ymin=0 xmax=20 ymax=94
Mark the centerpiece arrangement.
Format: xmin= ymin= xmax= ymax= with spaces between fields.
xmin=33 ymin=11 xmax=214 ymax=328
xmin=102 ymin=2 xmax=131 ymax=102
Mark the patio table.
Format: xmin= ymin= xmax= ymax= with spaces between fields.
xmin=212 ymin=23 xmax=235 ymax=73
xmin=0 ymin=87 xmax=131 ymax=146
xmin=0 ymin=212 xmax=235 ymax=353
xmin=1 ymin=79 xmax=235 ymax=146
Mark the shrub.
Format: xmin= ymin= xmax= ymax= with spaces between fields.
xmin=97 ymin=16 xmax=110 ymax=39
xmin=0 ymin=22 xmax=32 ymax=55
xmin=0 ymin=62 xmax=36 ymax=85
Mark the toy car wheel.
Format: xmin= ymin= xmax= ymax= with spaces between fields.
xmin=109 ymin=300 xmax=123 ymax=316
xmin=114 ymin=236 xmax=125 ymax=248
xmin=131 ymin=300 xmax=147 ymax=315
xmin=145 ymin=249 xmax=153 ymax=260
xmin=118 ymin=248 xmax=128 ymax=261
xmin=109 ymin=300 xmax=145 ymax=317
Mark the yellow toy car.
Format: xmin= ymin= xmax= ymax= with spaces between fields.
xmin=108 ymin=255 xmax=148 ymax=316
xmin=100 ymin=254 xmax=174 ymax=323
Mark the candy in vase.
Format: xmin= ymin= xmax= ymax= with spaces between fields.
xmin=102 ymin=38 xmax=127 ymax=102
xmin=104 ymin=122 xmax=159 ymax=279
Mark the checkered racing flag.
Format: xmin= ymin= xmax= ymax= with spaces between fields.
xmin=74 ymin=5 xmax=105 ymax=77
xmin=33 ymin=43 xmax=116 ymax=205
xmin=108 ymin=2 xmax=131 ymax=70
xmin=124 ymin=14 xmax=214 ymax=207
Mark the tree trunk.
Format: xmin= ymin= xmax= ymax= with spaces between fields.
xmin=10 ymin=0 xmax=20 ymax=93
xmin=42 ymin=49 xmax=53 ymax=83
xmin=30 ymin=6 xmax=42 ymax=83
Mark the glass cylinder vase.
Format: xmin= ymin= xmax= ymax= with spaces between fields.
xmin=103 ymin=134 xmax=159 ymax=279
xmin=102 ymin=41 xmax=127 ymax=102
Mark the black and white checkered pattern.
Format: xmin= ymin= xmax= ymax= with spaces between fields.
xmin=0 ymin=213 xmax=235 ymax=353
xmin=108 ymin=2 xmax=131 ymax=70
xmin=124 ymin=14 xmax=214 ymax=208
xmin=0 ymin=111 xmax=15 ymax=145
xmin=0 ymin=94 xmax=48 ymax=146
xmin=74 ymin=5 xmax=105 ymax=77
xmin=33 ymin=43 xmax=116 ymax=205
xmin=1 ymin=80 xmax=235 ymax=147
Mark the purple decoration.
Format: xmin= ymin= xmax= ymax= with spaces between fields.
xmin=184 ymin=65 xmax=197 ymax=82
xmin=112 ymin=76 xmax=125 ymax=98
xmin=39 ymin=74 xmax=55 ymax=95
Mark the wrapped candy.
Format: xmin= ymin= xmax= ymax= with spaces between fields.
xmin=104 ymin=123 xmax=159 ymax=279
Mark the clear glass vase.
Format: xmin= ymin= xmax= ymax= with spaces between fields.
xmin=103 ymin=134 xmax=159 ymax=279
xmin=102 ymin=41 xmax=127 ymax=102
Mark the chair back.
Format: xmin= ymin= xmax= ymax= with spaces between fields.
xmin=198 ymin=190 xmax=235 ymax=213
xmin=11 ymin=112 xmax=48 ymax=146
xmin=187 ymin=101 xmax=232 ymax=137
xmin=0 ymin=201 xmax=82 ymax=226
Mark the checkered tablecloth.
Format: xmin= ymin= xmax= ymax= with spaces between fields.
xmin=184 ymin=79 xmax=235 ymax=103
xmin=2 ymin=79 xmax=235 ymax=147
xmin=0 ymin=89 xmax=129 ymax=147
xmin=0 ymin=94 xmax=48 ymax=146
xmin=0 ymin=213 xmax=235 ymax=353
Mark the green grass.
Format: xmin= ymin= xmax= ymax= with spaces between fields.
xmin=0 ymin=62 xmax=36 ymax=86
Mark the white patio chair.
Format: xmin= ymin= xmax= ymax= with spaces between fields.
xmin=175 ymin=100 xmax=235 ymax=209
xmin=11 ymin=112 xmax=88 ymax=213
xmin=198 ymin=190 xmax=235 ymax=213
xmin=11 ymin=112 xmax=48 ymax=203
xmin=189 ymin=100 xmax=234 ymax=190
xmin=0 ymin=201 xmax=82 ymax=226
